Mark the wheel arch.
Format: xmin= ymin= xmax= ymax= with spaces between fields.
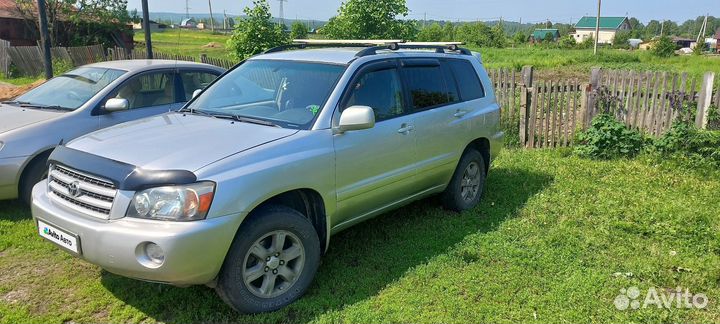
xmin=17 ymin=147 xmax=54 ymax=192
xmin=465 ymin=137 xmax=491 ymax=175
xmin=248 ymin=188 xmax=329 ymax=253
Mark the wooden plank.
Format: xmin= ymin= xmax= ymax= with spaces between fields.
xmin=654 ymin=72 xmax=669 ymax=136
xmin=562 ymin=80 xmax=570 ymax=146
xmin=624 ymin=71 xmax=635 ymax=127
xmin=663 ymin=73 xmax=679 ymax=133
xmin=529 ymin=86 xmax=538 ymax=148
xmin=638 ymin=72 xmax=651 ymax=133
xmin=510 ymin=69 xmax=516 ymax=122
xmin=519 ymin=85 xmax=529 ymax=147
xmin=550 ymin=81 xmax=559 ymax=147
xmin=546 ymin=81 xmax=554 ymax=148
xmin=499 ymin=68 xmax=506 ymax=121
xmin=696 ymin=72 xmax=716 ymax=129
xmin=538 ymin=82 xmax=547 ymax=148
xmin=570 ymin=79 xmax=579 ymax=144
xmin=646 ymin=72 xmax=661 ymax=133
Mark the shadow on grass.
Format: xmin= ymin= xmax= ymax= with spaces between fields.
xmin=0 ymin=200 xmax=31 ymax=221
xmin=100 ymin=167 xmax=553 ymax=323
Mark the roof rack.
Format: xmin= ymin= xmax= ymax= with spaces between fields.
xmin=263 ymin=39 xmax=473 ymax=57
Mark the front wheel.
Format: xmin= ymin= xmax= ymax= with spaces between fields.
xmin=215 ymin=205 xmax=321 ymax=313
xmin=442 ymin=149 xmax=486 ymax=212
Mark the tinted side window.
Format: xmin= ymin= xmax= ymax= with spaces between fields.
xmin=114 ymin=71 xmax=175 ymax=109
xmin=180 ymin=70 xmax=220 ymax=101
xmin=344 ymin=68 xmax=405 ymax=122
xmin=401 ymin=65 xmax=449 ymax=110
xmin=448 ymin=60 xmax=485 ymax=101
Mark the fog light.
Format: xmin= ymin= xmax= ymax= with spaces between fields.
xmin=144 ymin=242 xmax=165 ymax=265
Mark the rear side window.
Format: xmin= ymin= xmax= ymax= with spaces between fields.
xmin=448 ymin=60 xmax=485 ymax=101
xmin=400 ymin=65 xmax=449 ymax=110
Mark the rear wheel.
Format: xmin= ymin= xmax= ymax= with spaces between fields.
xmin=19 ymin=153 xmax=49 ymax=205
xmin=216 ymin=205 xmax=320 ymax=313
xmin=442 ymin=149 xmax=486 ymax=212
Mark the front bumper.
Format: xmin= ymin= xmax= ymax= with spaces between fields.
xmin=0 ymin=156 xmax=28 ymax=200
xmin=31 ymin=180 xmax=243 ymax=285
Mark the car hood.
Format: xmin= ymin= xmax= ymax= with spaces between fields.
xmin=0 ymin=104 xmax=65 ymax=134
xmin=67 ymin=113 xmax=299 ymax=171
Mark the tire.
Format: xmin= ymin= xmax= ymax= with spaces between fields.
xmin=19 ymin=154 xmax=49 ymax=205
xmin=442 ymin=149 xmax=486 ymax=212
xmin=215 ymin=205 xmax=321 ymax=313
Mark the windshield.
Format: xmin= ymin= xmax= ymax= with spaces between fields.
xmin=186 ymin=60 xmax=346 ymax=129
xmin=15 ymin=67 xmax=126 ymax=110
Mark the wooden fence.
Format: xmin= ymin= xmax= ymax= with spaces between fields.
xmin=1 ymin=43 xmax=237 ymax=77
xmin=489 ymin=67 xmax=720 ymax=149
xmin=0 ymin=39 xmax=9 ymax=77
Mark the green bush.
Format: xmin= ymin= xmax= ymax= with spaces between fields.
xmin=574 ymin=114 xmax=647 ymax=159
xmin=654 ymin=122 xmax=720 ymax=166
xmin=52 ymin=58 xmax=74 ymax=76
xmin=651 ymin=36 xmax=676 ymax=58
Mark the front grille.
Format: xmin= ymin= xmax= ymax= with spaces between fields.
xmin=48 ymin=164 xmax=118 ymax=219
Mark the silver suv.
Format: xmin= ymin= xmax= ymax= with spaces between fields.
xmin=31 ymin=41 xmax=503 ymax=313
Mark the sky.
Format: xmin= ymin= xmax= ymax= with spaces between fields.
xmin=126 ymin=0 xmax=717 ymax=24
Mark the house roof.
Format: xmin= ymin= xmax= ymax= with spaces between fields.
xmin=532 ymin=29 xmax=560 ymax=40
xmin=575 ymin=16 xmax=628 ymax=30
xmin=0 ymin=0 xmax=29 ymax=19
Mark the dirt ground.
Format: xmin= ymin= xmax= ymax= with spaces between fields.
xmin=0 ymin=80 xmax=44 ymax=101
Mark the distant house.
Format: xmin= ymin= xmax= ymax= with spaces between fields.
xmin=716 ymin=28 xmax=720 ymax=53
xmin=672 ymin=37 xmax=694 ymax=49
xmin=571 ymin=16 xmax=631 ymax=44
xmin=530 ymin=29 xmax=560 ymax=43
xmin=0 ymin=0 xmax=44 ymax=46
xmin=131 ymin=19 xmax=167 ymax=32
xmin=180 ymin=18 xmax=197 ymax=28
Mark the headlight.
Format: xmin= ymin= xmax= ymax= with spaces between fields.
xmin=126 ymin=182 xmax=215 ymax=221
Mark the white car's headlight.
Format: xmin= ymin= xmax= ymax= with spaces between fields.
xmin=126 ymin=182 xmax=215 ymax=221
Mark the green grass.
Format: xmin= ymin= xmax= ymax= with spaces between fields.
xmin=2 ymin=149 xmax=719 ymax=323
xmin=134 ymin=29 xmax=233 ymax=60
xmin=0 ymin=76 xmax=42 ymax=87
xmin=475 ymin=47 xmax=720 ymax=81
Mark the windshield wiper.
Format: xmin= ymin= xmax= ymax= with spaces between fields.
xmin=19 ymin=103 xmax=72 ymax=111
xmin=232 ymin=115 xmax=280 ymax=128
xmin=179 ymin=108 xmax=217 ymax=118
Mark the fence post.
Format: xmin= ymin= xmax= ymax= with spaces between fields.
xmin=581 ymin=68 xmax=602 ymax=128
xmin=201 ymin=53 xmax=208 ymax=64
xmin=519 ymin=66 xmax=534 ymax=148
xmin=695 ymin=72 xmax=716 ymax=129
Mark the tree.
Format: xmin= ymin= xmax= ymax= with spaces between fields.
xmin=417 ymin=22 xmax=443 ymax=42
xmin=512 ymin=32 xmax=527 ymax=45
xmin=290 ymin=21 xmax=308 ymax=39
xmin=651 ymin=36 xmax=676 ymax=57
xmin=490 ymin=23 xmax=507 ymax=48
xmin=441 ymin=23 xmax=455 ymax=41
xmin=456 ymin=22 xmax=493 ymax=47
xmin=559 ymin=35 xmax=576 ymax=49
xmin=612 ymin=30 xmax=632 ymax=49
xmin=322 ymin=0 xmax=417 ymax=40
xmin=543 ymin=31 xmax=555 ymax=43
xmin=15 ymin=0 xmax=130 ymax=47
xmin=227 ymin=0 xmax=289 ymax=61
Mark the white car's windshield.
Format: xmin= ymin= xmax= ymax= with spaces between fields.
xmin=15 ymin=67 xmax=126 ymax=110
xmin=186 ymin=60 xmax=346 ymax=129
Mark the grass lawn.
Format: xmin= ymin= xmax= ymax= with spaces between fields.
xmin=134 ymin=29 xmax=233 ymax=60
xmin=1 ymin=149 xmax=719 ymax=323
xmin=0 ymin=77 xmax=43 ymax=87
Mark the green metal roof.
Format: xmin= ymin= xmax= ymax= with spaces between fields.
xmin=575 ymin=16 xmax=627 ymax=29
xmin=532 ymin=29 xmax=560 ymax=40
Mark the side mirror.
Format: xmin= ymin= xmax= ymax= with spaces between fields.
xmin=104 ymin=98 xmax=129 ymax=112
xmin=192 ymin=89 xmax=202 ymax=99
xmin=337 ymin=105 xmax=375 ymax=133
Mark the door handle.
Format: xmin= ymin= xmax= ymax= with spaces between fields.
xmin=453 ymin=109 xmax=469 ymax=118
xmin=397 ymin=124 xmax=414 ymax=134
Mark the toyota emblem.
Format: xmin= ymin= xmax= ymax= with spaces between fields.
xmin=67 ymin=181 xmax=82 ymax=198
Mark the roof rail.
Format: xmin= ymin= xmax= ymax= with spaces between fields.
xmin=263 ymin=39 xmax=473 ymax=57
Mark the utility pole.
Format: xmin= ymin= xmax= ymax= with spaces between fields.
xmin=208 ymin=0 xmax=215 ymax=32
xmin=223 ymin=10 xmax=227 ymax=30
xmin=141 ymin=0 xmax=153 ymax=59
xmin=660 ymin=20 xmax=664 ymax=36
xmin=696 ymin=14 xmax=708 ymax=44
xmin=185 ymin=0 xmax=190 ymax=18
xmin=37 ymin=0 xmax=52 ymax=79
xmin=593 ymin=0 xmax=601 ymax=55
xmin=423 ymin=12 xmax=427 ymax=28
xmin=277 ymin=0 xmax=288 ymax=26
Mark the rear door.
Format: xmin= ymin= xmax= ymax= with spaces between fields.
xmin=99 ymin=69 xmax=179 ymax=128
xmin=401 ymin=58 xmax=471 ymax=190
xmin=332 ymin=60 xmax=418 ymax=229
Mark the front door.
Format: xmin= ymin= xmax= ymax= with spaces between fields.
xmin=99 ymin=70 xmax=179 ymax=128
xmin=332 ymin=61 xmax=418 ymax=230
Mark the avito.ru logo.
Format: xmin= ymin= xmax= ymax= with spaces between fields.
xmin=614 ymin=286 xmax=708 ymax=311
